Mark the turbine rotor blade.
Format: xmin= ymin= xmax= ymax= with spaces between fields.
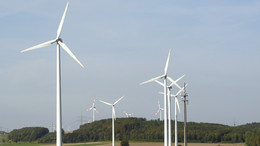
xmin=86 ymin=107 xmax=93 ymax=111
xmin=167 ymin=76 xmax=182 ymax=90
xmin=155 ymin=80 xmax=164 ymax=87
xmin=159 ymin=91 xmax=176 ymax=97
xmin=58 ymin=41 xmax=84 ymax=68
xmin=164 ymin=49 xmax=171 ymax=75
xmin=94 ymin=108 xmax=99 ymax=113
xmin=114 ymin=96 xmax=124 ymax=105
xmin=155 ymin=110 xmax=160 ymax=115
xmin=175 ymin=74 xmax=185 ymax=83
xmin=140 ymin=75 xmax=165 ymax=85
xmin=57 ymin=2 xmax=69 ymax=39
xmin=21 ymin=39 xmax=56 ymax=53
xmin=176 ymin=98 xmax=181 ymax=113
xmin=93 ymin=99 xmax=95 ymax=106
xmin=158 ymin=91 xmax=164 ymax=95
xmin=99 ymin=100 xmax=113 ymax=106
xmin=169 ymin=75 xmax=185 ymax=87
xmin=176 ymin=86 xmax=185 ymax=96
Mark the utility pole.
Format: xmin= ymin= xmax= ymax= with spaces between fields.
xmin=182 ymin=82 xmax=188 ymax=146
xmin=50 ymin=122 xmax=55 ymax=132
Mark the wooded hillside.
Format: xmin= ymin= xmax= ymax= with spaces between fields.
xmin=5 ymin=118 xmax=260 ymax=146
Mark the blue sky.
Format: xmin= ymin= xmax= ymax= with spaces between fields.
xmin=0 ymin=0 xmax=260 ymax=131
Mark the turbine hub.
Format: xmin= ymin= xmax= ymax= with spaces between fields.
xmin=57 ymin=38 xmax=63 ymax=43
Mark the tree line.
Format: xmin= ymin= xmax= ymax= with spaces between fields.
xmin=4 ymin=118 xmax=260 ymax=145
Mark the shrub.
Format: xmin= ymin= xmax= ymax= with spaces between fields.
xmin=121 ymin=139 xmax=129 ymax=146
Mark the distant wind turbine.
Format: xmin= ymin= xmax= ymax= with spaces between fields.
xmin=21 ymin=2 xmax=84 ymax=146
xmin=155 ymin=101 xmax=164 ymax=121
xmin=140 ymin=49 xmax=171 ymax=146
xmin=87 ymin=99 xmax=99 ymax=122
xmin=99 ymin=96 xmax=124 ymax=146
xmin=123 ymin=111 xmax=134 ymax=118
xmin=156 ymin=75 xmax=185 ymax=146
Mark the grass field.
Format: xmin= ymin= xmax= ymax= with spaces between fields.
xmin=0 ymin=142 xmax=245 ymax=146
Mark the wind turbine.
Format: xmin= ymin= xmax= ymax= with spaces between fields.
xmin=123 ymin=111 xmax=134 ymax=118
xmin=140 ymin=49 xmax=171 ymax=146
xmin=99 ymin=96 xmax=124 ymax=146
xmin=156 ymin=75 xmax=185 ymax=146
xmin=155 ymin=101 xmax=164 ymax=121
xmin=87 ymin=99 xmax=99 ymax=122
xmin=21 ymin=2 xmax=84 ymax=146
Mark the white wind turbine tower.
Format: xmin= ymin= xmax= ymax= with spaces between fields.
xmin=155 ymin=101 xmax=164 ymax=121
xmin=99 ymin=96 xmax=124 ymax=146
xmin=87 ymin=99 xmax=99 ymax=122
xmin=140 ymin=49 xmax=171 ymax=146
xmin=21 ymin=2 xmax=84 ymax=146
xmin=123 ymin=111 xmax=134 ymax=118
xmin=156 ymin=75 xmax=185 ymax=146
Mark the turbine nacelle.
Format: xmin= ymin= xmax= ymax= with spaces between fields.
xmin=57 ymin=38 xmax=63 ymax=43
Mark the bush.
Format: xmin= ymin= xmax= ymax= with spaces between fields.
xmin=121 ymin=139 xmax=129 ymax=146
xmin=38 ymin=132 xmax=56 ymax=143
